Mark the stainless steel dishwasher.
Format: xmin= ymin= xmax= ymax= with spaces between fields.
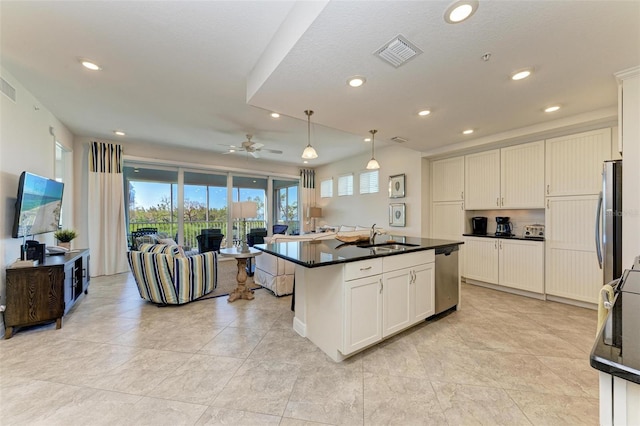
xmin=434 ymin=245 xmax=459 ymax=315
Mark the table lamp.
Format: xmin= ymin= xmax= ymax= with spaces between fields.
xmin=308 ymin=206 xmax=322 ymax=232
xmin=232 ymin=201 xmax=258 ymax=253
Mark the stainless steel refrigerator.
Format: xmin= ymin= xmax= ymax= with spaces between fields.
xmin=596 ymin=160 xmax=623 ymax=284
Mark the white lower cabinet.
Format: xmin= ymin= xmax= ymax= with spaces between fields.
xmin=343 ymin=275 xmax=382 ymax=354
xmin=382 ymin=262 xmax=435 ymax=337
xmin=464 ymin=236 xmax=544 ymax=294
xmin=342 ymin=251 xmax=435 ymax=356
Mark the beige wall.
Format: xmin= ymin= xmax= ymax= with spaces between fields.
xmin=313 ymin=144 xmax=427 ymax=237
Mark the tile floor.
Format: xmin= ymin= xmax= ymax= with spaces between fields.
xmin=0 ymin=273 xmax=599 ymax=425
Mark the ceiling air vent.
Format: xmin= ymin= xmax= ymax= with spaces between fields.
xmin=374 ymin=35 xmax=423 ymax=68
xmin=391 ymin=136 xmax=408 ymax=143
xmin=1 ymin=77 xmax=16 ymax=102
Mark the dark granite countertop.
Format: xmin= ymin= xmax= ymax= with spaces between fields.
xmin=463 ymin=233 xmax=545 ymax=242
xmin=254 ymin=235 xmax=463 ymax=268
xmin=590 ymin=269 xmax=640 ymax=385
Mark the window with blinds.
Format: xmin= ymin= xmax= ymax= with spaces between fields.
xmin=359 ymin=170 xmax=379 ymax=194
xmin=320 ymin=178 xmax=333 ymax=198
xmin=338 ymin=174 xmax=353 ymax=196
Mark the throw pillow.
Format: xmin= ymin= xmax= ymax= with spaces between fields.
xmin=158 ymin=237 xmax=178 ymax=246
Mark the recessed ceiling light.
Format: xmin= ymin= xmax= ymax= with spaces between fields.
xmin=303 ymin=160 xmax=309 ymax=164
xmin=364 ymin=137 xmax=372 ymax=142
xmin=444 ymin=0 xmax=479 ymax=24
xmin=511 ymin=68 xmax=533 ymax=81
xmin=270 ymin=112 xmax=280 ymax=118
xmin=347 ymin=76 xmax=366 ymax=88
xmin=418 ymin=109 xmax=431 ymax=116
xmin=79 ymin=58 xmax=102 ymax=71
xmin=114 ymin=130 xmax=125 ymax=136
xmin=544 ymin=105 xmax=561 ymax=113
xmin=463 ymin=129 xmax=474 ymax=135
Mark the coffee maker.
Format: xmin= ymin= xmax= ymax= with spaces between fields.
xmin=495 ymin=217 xmax=513 ymax=236
xmin=471 ymin=217 xmax=487 ymax=235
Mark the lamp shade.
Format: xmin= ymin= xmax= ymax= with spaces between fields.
xmin=308 ymin=207 xmax=322 ymax=218
xmin=232 ymin=201 xmax=258 ymax=219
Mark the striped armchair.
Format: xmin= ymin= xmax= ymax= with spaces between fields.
xmin=127 ymin=243 xmax=217 ymax=305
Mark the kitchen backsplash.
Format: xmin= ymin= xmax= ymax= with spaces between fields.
xmin=465 ymin=209 xmax=545 ymax=237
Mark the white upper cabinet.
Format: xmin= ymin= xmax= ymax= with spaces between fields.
xmin=464 ymin=149 xmax=501 ymax=209
xmin=431 ymin=201 xmax=464 ymax=240
xmin=545 ymin=128 xmax=611 ymax=196
xmin=432 ymin=156 xmax=465 ymax=202
xmin=465 ymin=141 xmax=545 ymax=210
xmin=500 ymin=141 xmax=545 ymax=208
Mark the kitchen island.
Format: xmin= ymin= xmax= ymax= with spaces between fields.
xmin=255 ymin=235 xmax=463 ymax=361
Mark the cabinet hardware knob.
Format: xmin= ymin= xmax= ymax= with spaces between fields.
xmin=380 ymin=279 xmax=383 ymax=293
xmin=547 ymin=199 xmax=550 ymax=209
xmin=546 ymin=184 xmax=550 ymax=195
xmin=496 ymin=197 xmax=499 ymax=206
xmin=495 ymin=241 xmax=498 ymax=249
xmin=360 ymin=266 xmax=372 ymax=271
xmin=461 ymin=191 xmax=464 ymax=200
xmin=501 ymin=197 xmax=504 ymax=206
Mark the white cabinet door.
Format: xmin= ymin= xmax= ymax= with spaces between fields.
xmin=545 ymin=195 xmax=602 ymax=303
xmin=464 ymin=236 xmax=499 ymax=284
xmin=501 ymin=140 xmax=545 ymax=208
xmin=412 ymin=262 xmax=435 ymax=323
xmin=343 ymin=275 xmax=382 ymax=354
xmin=545 ymin=128 xmax=611 ymax=197
xmin=499 ymin=239 xmax=544 ymax=293
xmin=432 ymin=156 xmax=465 ymax=202
xmin=465 ymin=149 xmax=501 ymax=209
xmin=382 ymin=268 xmax=412 ymax=337
xmin=431 ymin=201 xmax=464 ymax=240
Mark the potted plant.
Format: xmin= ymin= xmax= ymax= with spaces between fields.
xmin=54 ymin=229 xmax=77 ymax=250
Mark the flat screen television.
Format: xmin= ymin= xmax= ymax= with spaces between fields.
xmin=12 ymin=172 xmax=64 ymax=238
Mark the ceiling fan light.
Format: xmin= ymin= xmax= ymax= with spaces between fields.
xmin=302 ymin=145 xmax=318 ymax=159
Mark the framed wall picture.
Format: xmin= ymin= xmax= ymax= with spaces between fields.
xmin=389 ymin=173 xmax=405 ymax=198
xmin=389 ymin=203 xmax=406 ymax=227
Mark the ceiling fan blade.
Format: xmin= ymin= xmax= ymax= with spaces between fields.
xmin=250 ymin=151 xmax=260 ymax=158
xmin=251 ymin=142 xmax=264 ymax=150
xmin=263 ymin=148 xmax=283 ymax=154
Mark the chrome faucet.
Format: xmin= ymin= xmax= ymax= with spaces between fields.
xmin=370 ymin=223 xmax=380 ymax=244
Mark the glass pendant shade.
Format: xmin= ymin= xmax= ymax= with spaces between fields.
xmin=366 ymin=129 xmax=380 ymax=170
xmin=302 ymin=145 xmax=318 ymax=159
xmin=366 ymin=158 xmax=380 ymax=170
xmin=301 ymin=110 xmax=318 ymax=159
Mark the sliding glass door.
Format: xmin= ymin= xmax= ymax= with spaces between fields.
xmin=124 ymin=163 xmax=300 ymax=250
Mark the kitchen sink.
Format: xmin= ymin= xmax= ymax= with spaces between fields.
xmin=358 ymin=242 xmax=419 ymax=253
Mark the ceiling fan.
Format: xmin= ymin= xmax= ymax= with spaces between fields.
xmin=220 ymin=134 xmax=282 ymax=158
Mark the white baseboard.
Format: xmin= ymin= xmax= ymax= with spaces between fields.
xmin=293 ymin=317 xmax=306 ymax=337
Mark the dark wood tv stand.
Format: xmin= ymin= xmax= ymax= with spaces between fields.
xmin=4 ymin=249 xmax=90 ymax=339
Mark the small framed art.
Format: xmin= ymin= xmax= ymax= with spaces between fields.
xmin=389 ymin=174 xmax=405 ymax=198
xmin=389 ymin=203 xmax=406 ymax=227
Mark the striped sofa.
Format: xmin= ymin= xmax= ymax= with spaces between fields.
xmin=127 ymin=243 xmax=217 ymax=305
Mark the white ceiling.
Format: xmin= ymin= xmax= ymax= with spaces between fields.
xmin=2 ymin=1 xmax=639 ymax=166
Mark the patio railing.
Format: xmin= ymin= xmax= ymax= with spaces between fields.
xmin=129 ymin=220 xmax=298 ymax=249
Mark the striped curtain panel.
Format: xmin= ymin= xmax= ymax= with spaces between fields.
xmin=87 ymin=142 xmax=129 ymax=276
xmin=300 ymin=168 xmax=316 ymax=233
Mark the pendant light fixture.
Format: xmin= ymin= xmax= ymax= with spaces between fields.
xmin=366 ymin=129 xmax=380 ymax=170
xmin=301 ymin=110 xmax=318 ymax=160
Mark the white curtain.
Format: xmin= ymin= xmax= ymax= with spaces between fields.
xmin=88 ymin=142 xmax=129 ymax=276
